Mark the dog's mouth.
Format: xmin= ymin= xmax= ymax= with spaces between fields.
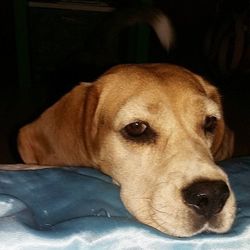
xmin=149 ymin=197 xmax=236 ymax=237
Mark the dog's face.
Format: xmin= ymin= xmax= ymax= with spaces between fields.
xmin=18 ymin=64 xmax=236 ymax=237
xmin=90 ymin=64 xmax=236 ymax=236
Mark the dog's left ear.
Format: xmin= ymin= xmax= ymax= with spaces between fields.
xmin=17 ymin=83 xmax=100 ymax=166
xmin=195 ymin=75 xmax=234 ymax=161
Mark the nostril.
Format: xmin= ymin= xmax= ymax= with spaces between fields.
xmin=182 ymin=180 xmax=230 ymax=219
xmin=195 ymin=194 xmax=209 ymax=210
xmin=214 ymin=186 xmax=230 ymax=213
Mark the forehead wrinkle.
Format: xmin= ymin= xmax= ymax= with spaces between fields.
xmin=147 ymin=103 xmax=161 ymax=114
xmin=161 ymin=92 xmax=203 ymax=136
xmin=156 ymin=71 xmax=207 ymax=95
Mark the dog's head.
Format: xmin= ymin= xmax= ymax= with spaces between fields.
xmin=18 ymin=64 xmax=236 ymax=237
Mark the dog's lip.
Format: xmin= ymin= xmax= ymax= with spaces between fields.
xmin=149 ymin=206 xmax=229 ymax=237
xmin=151 ymin=217 xmax=206 ymax=237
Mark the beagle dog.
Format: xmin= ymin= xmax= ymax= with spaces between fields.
xmin=6 ymin=64 xmax=236 ymax=237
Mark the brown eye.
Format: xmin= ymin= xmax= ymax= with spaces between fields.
xmin=204 ymin=116 xmax=217 ymax=134
xmin=121 ymin=121 xmax=157 ymax=143
xmin=124 ymin=121 xmax=147 ymax=137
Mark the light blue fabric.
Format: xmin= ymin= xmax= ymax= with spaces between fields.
xmin=0 ymin=158 xmax=250 ymax=249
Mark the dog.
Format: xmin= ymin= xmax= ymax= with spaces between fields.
xmin=1 ymin=64 xmax=236 ymax=237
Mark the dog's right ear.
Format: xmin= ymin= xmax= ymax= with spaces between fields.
xmin=17 ymin=83 xmax=100 ymax=167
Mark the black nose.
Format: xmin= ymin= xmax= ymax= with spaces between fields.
xmin=182 ymin=180 xmax=230 ymax=219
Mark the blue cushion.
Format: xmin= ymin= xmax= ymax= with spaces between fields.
xmin=0 ymin=158 xmax=250 ymax=249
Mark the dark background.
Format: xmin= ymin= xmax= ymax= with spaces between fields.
xmin=0 ymin=0 xmax=250 ymax=163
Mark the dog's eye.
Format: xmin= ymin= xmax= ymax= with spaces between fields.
xmin=204 ymin=116 xmax=217 ymax=134
xmin=121 ymin=121 xmax=157 ymax=143
xmin=124 ymin=121 xmax=147 ymax=136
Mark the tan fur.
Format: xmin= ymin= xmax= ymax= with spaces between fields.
xmin=13 ymin=64 xmax=236 ymax=237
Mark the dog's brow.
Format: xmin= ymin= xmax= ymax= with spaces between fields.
xmin=204 ymin=99 xmax=221 ymax=119
xmin=114 ymin=98 xmax=163 ymax=129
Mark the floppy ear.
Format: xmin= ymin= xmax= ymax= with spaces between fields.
xmin=18 ymin=83 xmax=100 ymax=166
xmin=194 ymin=75 xmax=234 ymax=161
